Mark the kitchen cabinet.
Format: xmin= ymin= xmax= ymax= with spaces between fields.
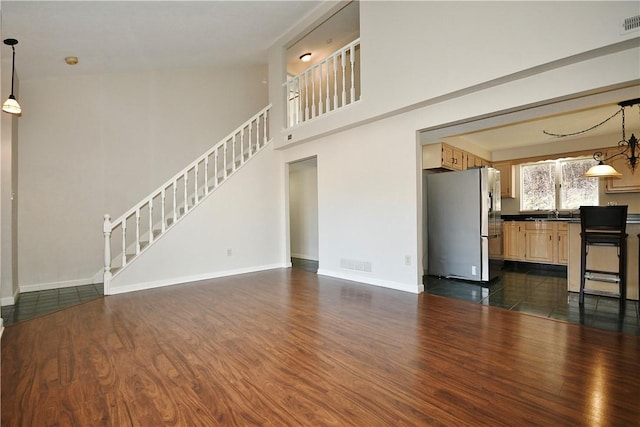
xmin=464 ymin=153 xmax=475 ymax=170
xmin=503 ymin=221 xmax=568 ymax=265
xmin=492 ymin=161 xmax=515 ymax=198
xmin=503 ymin=222 xmax=525 ymax=261
xmin=524 ymin=222 xmax=554 ymax=264
xmin=555 ymin=223 xmax=568 ymax=265
xmin=465 ymin=153 xmax=486 ymax=170
xmin=441 ymin=144 xmax=464 ymax=170
xmin=605 ymin=148 xmax=640 ymax=193
xmin=422 ymin=143 xmax=490 ymax=172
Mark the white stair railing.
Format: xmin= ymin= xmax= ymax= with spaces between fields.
xmin=103 ymin=105 xmax=271 ymax=291
xmin=285 ymin=38 xmax=360 ymax=128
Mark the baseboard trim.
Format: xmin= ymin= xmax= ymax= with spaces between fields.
xmin=0 ymin=287 xmax=20 ymax=307
xmin=20 ymin=277 xmax=96 ymax=294
xmin=317 ymin=269 xmax=423 ymax=294
xmin=107 ymin=263 xmax=288 ymax=295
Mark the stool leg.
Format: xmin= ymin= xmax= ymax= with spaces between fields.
xmin=619 ymin=239 xmax=626 ymax=307
xmin=579 ymin=238 xmax=587 ymax=305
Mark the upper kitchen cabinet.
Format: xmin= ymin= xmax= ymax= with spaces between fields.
xmin=422 ymin=143 xmax=490 ymax=172
xmin=492 ymin=161 xmax=515 ymax=198
xmin=605 ymin=148 xmax=640 ymax=193
xmin=423 ymin=143 xmax=463 ymax=171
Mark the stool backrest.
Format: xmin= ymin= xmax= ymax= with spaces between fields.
xmin=579 ymin=205 xmax=628 ymax=234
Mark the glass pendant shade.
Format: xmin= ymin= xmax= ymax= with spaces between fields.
xmin=2 ymin=94 xmax=21 ymax=115
xmin=582 ymin=162 xmax=623 ymax=179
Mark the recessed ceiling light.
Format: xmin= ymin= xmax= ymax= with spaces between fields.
xmin=299 ymin=53 xmax=311 ymax=62
xmin=65 ymin=56 xmax=79 ymax=65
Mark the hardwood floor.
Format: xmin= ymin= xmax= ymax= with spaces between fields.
xmin=2 ymin=268 xmax=639 ymax=426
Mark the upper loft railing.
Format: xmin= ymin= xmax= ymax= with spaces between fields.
xmin=285 ymin=38 xmax=360 ymax=128
xmin=102 ymin=105 xmax=271 ymax=293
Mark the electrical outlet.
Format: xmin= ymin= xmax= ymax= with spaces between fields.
xmin=471 ymin=265 xmax=477 ymax=275
xmin=405 ymin=255 xmax=411 ymax=266
xmin=227 ymin=248 xmax=232 ymax=256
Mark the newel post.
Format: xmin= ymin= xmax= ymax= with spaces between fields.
xmin=103 ymin=214 xmax=112 ymax=294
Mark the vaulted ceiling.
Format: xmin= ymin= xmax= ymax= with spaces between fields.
xmin=1 ymin=1 xmax=322 ymax=80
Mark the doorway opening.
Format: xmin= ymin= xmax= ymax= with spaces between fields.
xmin=288 ymin=157 xmax=319 ymax=273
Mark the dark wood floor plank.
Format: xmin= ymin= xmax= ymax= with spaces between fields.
xmin=3 ymin=268 xmax=640 ymax=426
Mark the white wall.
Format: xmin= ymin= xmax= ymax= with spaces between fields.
xmin=288 ymin=157 xmax=318 ymax=260
xmin=271 ymin=1 xmax=640 ymax=147
xmin=17 ymin=65 xmax=268 ymax=291
xmin=360 ymin=1 xmax=638 ymax=113
xmin=109 ymin=144 xmax=284 ymax=294
xmin=280 ymin=113 xmax=422 ymax=293
xmin=262 ymin=1 xmax=640 ymax=294
xmin=0 ymin=53 xmax=19 ymax=305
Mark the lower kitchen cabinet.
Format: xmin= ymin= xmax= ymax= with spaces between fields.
xmin=503 ymin=221 xmax=567 ymax=265
xmin=555 ymin=223 xmax=568 ymax=265
xmin=503 ymin=222 xmax=525 ymax=261
xmin=524 ymin=223 xmax=554 ymax=263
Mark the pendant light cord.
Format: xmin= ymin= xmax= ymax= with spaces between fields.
xmin=10 ymin=45 xmax=15 ymax=95
xmin=542 ymin=108 xmax=623 ymax=138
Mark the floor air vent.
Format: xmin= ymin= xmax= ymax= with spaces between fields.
xmin=622 ymin=15 xmax=640 ymax=33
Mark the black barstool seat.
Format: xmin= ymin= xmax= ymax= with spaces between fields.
xmin=579 ymin=205 xmax=628 ymax=305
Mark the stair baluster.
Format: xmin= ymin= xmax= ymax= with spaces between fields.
xmin=103 ymin=214 xmax=112 ymax=289
xmin=103 ymin=105 xmax=271 ymax=292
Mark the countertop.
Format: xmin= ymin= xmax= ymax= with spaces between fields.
xmin=502 ymin=213 xmax=640 ymax=224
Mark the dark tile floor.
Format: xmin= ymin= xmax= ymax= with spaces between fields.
xmin=292 ymin=257 xmax=319 ymax=272
xmin=424 ymin=264 xmax=640 ymax=335
xmin=1 ymin=284 xmax=103 ymax=326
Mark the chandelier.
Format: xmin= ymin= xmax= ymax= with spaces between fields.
xmin=543 ymin=98 xmax=639 ymax=178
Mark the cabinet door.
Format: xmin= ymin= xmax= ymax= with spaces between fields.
xmin=503 ymin=222 xmax=525 ymax=260
xmin=464 ymin=153 xmax=475 ymax=171
xmin=605 ymin=148 xmax=640 ymax=193
xmin=442 ymin=144 xmax=463 ymax=171
xmin=524 ymin=224 xmax=554 ymax=263
xmin=556 ymin=227 xmax=568 ymax=265
xmin=492 ymin=161 xmax=514 ymax=198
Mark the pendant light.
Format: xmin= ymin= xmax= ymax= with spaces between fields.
xmin=543 ymin=98 xmax=639 ymax=179
xmin=2 ymin=38 xmax=22 ymax=116
xmin=582 ymin=100 xmax=638 ymax=178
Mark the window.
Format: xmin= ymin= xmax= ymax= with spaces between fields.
xmin=520 ymin=157 xmax=598 ymax=211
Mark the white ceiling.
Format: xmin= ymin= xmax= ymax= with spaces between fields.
xmin=448 ymin=101 xmax=640 ymax=152
xmin=2 ymin=1 xmax=638 ymax=153
xmin=1 ymin=1 xmax=322 ymax=80
xmin=285 ymin=0 xmax=359 ymax=76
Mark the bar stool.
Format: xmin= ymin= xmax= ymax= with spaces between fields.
xmin=579 ymin=205 xmax=628 ymax=306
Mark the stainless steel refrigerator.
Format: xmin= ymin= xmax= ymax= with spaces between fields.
xmin=426 ymin=167 xmax=502 ymax=282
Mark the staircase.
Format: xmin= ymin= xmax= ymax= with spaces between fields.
xmin=102 ymin=105 xmax=271 ymax=294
